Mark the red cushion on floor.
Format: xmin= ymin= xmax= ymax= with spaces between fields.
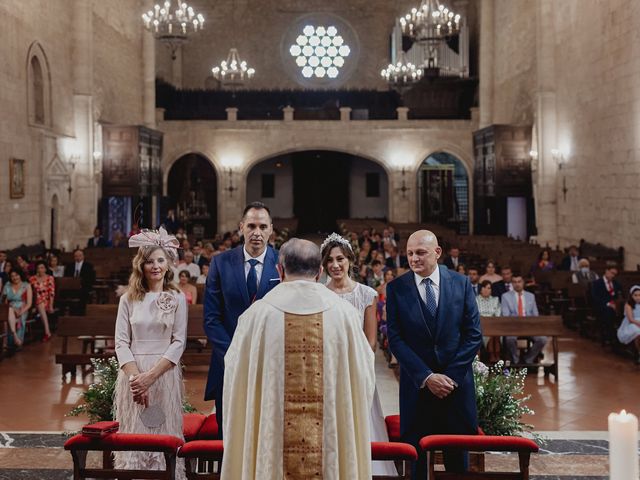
xmin=419 ymin=435 xmax=538 ymax=453
xmin=384 ymin=415 xmax=401 ymax=442
xmin=371 ymin=441 xmax=418 ymax=461
xmin=197 ymin=414 xmax=220 ymax=440
xmin=178 ymin=440 xmax=224 ymax=459
xmin=183 ymin=413 xmax=207 ymax=442
xmin=64 ymin=433 xmax=184 ymax=453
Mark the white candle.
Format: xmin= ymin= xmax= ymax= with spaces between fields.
xmin=608 ymin=410 xmax=639 ymax=480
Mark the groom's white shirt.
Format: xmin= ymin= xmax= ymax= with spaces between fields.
xmin=221 ymin=280 xmax=375 ymax=480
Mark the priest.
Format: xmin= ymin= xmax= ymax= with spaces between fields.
xmin=221 ymin=238 xmax=375 ymax=479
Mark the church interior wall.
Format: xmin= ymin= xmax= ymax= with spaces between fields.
xmin=246 ymin=156 xmax=294 ymax=218
xmin=551 ymin=0 xmax=640 ymax=267
xmin=349 ymin=156 xmax=389 ymax=219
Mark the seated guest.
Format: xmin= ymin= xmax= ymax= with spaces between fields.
xmin=128 ymin=223 xmax=141 ymax=237
xmin=192 ymin=244 xmax=207 ymax=268
xmin=87 ymin=227 xmax=107 ymax=248
xmin=443 ymin=247 xmax=465 ymax=270
xmin=376 ymin=269 xmax=396 ymax=298
xmin=591 ymin=266 xmax=623 ymax=345
xmin=572 ymin=258 xmax=599 ymax=286
xmin=467 ymin=267 xmax=480 ymax=296
xmin=0 ymin=250 xmax=6 ymax=276
xmin=197 ymin=263 xmax=209 ymax=284
xmin=177 ymin=270 xmax=197 ymax=305
xmin=480 ymin=260 xmax=501 ymax=283
xmin=456 ymin=264 xmax=467 ymax=275
xmin=531 ymin=249 xmax=554 ymax=274
xmin=367 ymin=260 xmax=385 ymax=289
xmin=385 ymin=245 xmax=409 ymax=268
xmin=48 ymin=253 xmax=65 ymax=278
xmin=16 ymin=255 xmax=34 ymax=276
xmin=476 ymin=280 xmax=501 ymax=317
xmin=29 ymin=261 xmax=54 ymax=341
xmin=1 ymin=259 xmax=13 ymax=287
xmin=175 ymin=227 xmax=188 ymax=243
xmin=382 ymin=228 xmax=397 ymax=247
xmin=559 ymin=245 xmax=583 ymax=271
xmin=501 ymin=273 xmax=547 ymax=365
xmin=162 ymin=208 xmax=179 ymax=233
xmin=617 ymin=285 xmax=640 ymax=364
xmin=2 ymin=268 xmax=32 ymax=348
xmin=177 ymin=251 xmax=201 ymax=279
xmin=492 ymin=266 xmax=514 ymax=298
xmin=111 ymin=230 xmax=127 ymax=248
xmin=64 ymin=249 xmax=96 ymax=304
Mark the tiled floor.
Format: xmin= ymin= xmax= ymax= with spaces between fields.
xmin=0 ymin=329 xmax=638 ymax=477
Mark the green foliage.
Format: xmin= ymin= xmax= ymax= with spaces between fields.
xmin=473 ymin=358 xmax=544 ymax=443
xmin=68 ymin=357 xmax=198 ymax=423
xmin=67 ymin=357 xmax=119 ymax=423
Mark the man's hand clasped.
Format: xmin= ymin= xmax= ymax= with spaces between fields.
xmin=426 ymin=373 xmax=457 ymax=399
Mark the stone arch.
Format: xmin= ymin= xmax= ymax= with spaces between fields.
xmin=163 ymin=149 xmax=221 ymax=195
xmin=26 ymin=41 xmax=52 ymax=127
xmin=417 ymin=150 xmax=472 ymax=235
xmin=166 ymin=152 xmax=219 ymax=237
xmin=246 ymin=148 xmax=390 ymax=233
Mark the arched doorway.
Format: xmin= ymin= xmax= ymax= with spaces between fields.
xmin=246 ymin=150 xmax=388 ymax=234
xmin=418 ymin=152 xmax=469 ymax=234
xmin=166 ymin=154 xmax=217 ymax=237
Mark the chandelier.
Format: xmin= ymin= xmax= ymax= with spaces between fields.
xmin=142 ymin=1 xmax=205 ymax=59
xmin=381 ymin=52 xmax=423 ymax=91
xmin=211 ymin=48 xmax=256 ymax=89
xmin=399 ymin=0 xmax=461 ymax=69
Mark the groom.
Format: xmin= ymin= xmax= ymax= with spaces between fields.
xmin=387 ymin=230 xmax=482 ymax=478
xmin=203 ymin=202 xmax=280 ymax=436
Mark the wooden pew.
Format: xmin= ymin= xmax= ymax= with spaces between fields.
xmin=480 ymin=315 xmax=566 ymax=379
xmin=55 ymin=303 xmax=211 ymax=379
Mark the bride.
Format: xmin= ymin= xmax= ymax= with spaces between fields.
xmin=320 ymin=233 xmax=397 ymax=476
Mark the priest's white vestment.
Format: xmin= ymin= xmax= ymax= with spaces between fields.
xmin=221 ymin=280 xmax=375 ymax=480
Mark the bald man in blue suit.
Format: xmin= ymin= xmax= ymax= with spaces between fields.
xmin=387 ymin=230 xmax=482 ymax=478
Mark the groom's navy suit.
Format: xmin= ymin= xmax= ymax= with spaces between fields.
xmin=387 ymin=265 xmax=482 ymax=477
xmin=203 ymin=245 xmax=280 ymax=436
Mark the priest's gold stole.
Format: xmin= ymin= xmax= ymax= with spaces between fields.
xmin=283 ymin=312 xmax=324 ymax=479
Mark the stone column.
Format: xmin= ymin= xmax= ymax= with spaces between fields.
xmin=283 ymin=105 xmax=294 ymax=121
xmin=70 ymin=0 xmax=97 ymax=248
xmin=396 ymin=107 xmax=409 ymax=121
xmin=143 ymin=2 xmax=156 ymax=128
xmin=478 ymin=0 xmax=494 ymax=128
xmin=533 ymin=0 xmax=558 ymax=246
xmin=339 ymin=107 xmax=351 ymax=121
xmin=226 ymin=107 xmax=238 ymax=121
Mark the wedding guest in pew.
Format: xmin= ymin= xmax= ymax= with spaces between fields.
xmin=492 ymin=266 xmax=514 ymax=298
xmin=530 ymin=249 xmax=554 ymax=275
xmin=64 ymin=249 xmax=96 ymax=307
xmin=480 ymin=260 xmax=501 ymax=284
xmin=196 ymin=264 xmax=208 ymax=285
xmin=16 ymin=255 xmax=34 ymax=276
xmin=87 ymin=227 xmax=107 ymax=248
xmin=572 ymin=258 xmax=599 ymax=287
xmin=177 ymin=271 xmax=197 ymax=305
xmin=501 ymin=273 xmax=547 ymax=367
xmin=591 ymin=265 xmax=623 ymax=346
xmin=2 ymin=268 xmax=32 ymax=348
xmin=467 ymin=267 xmax=480 ymax=296
xmin=443 ymin=246 xmax=465 ymax=271
xmin=47 ymin=253 xmax=65 ymax=278
xmin=0 ymin=250 xmax=6 ymax=276
xmin=29 ymin=261 xmax=54 ymax=341
xmin=477 ymin=280 xmax=501 ymax=317
xmin=559 ymin=245 xmax=583 ymax=272
xmin=617 ymin=285 xmax=640 ymax=364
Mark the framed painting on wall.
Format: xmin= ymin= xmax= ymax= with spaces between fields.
xmin=10 ymin=158 xmax=25 ymax=198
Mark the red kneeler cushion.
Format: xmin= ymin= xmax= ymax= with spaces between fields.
xmin=64 ymin=433 xmax=184 ymax=453
xmin=178 ymin=440 xmax=224 ymax=460
xmin=197 ymin=414 xmax=220 ymax=440
xmin=371 ymin=441 xmax=418 ymax=461
xmin=420 ymin=435 xmax=539 ymax=453
xmin=183 ymin=413 xmax=207 ymax=442
xmin=384 ymin=415 xmax=401 ymax=442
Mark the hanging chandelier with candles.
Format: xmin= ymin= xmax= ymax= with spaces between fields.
xmin=211 ymin=48 xmax=256 ymax=89
xmin=380 ymin=52 xmax=423 ymax=91
xmin=399 ymin=0 xmax=461 ymax=43
xmin=142 ymin=1 xmax=205 ymax=59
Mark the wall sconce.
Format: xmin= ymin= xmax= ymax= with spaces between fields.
xmin=66 ymin=155 xmax=79 ymax=171
xmin=398 ymin=167 xmax=410 ymax=198
xmin=551 ymin=149 xmax=566 ymax=170
xmin=529 ymin=150 xmax=538 ymax=172
xmin=224 ymin=167 xmax=238 ymax=196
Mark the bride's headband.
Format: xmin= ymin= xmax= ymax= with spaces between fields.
xmin=128 ymin=227 xmax=180 ymax=264
xmin=320 ymin=232 xmax=353 ymax=254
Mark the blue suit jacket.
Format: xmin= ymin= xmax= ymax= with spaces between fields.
xmin=500 ymin=290 xmax=539 ymax=316
xmin=203 ymin=245 xmax=280 ymax=401
xmin=386 ymin=266 xmax=482 ymax=440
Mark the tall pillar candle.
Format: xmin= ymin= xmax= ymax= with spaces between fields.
xmin=608 ymin=410 xmax=639 ymax=480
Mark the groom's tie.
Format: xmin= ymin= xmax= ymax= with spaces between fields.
xmin=422 ymin=278 xmax=437 ymax=318
xmin=247 ymin=259 xmax=259 ymax=303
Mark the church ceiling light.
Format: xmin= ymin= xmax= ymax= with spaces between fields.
xmin=289 ymin=25 xmax=351 ymax=79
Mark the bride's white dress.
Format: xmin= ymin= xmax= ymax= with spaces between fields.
xmin=334 ymin=282 xmax=398 ymax=476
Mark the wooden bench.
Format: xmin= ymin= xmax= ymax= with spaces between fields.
xmin=55 ymin=303 xmax=211 ymax=379
xmin=480 ymin=315 xmax=566 ymax=378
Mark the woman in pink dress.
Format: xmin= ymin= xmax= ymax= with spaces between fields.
xmin=29 ymin=260 xmax=54 ymax=341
